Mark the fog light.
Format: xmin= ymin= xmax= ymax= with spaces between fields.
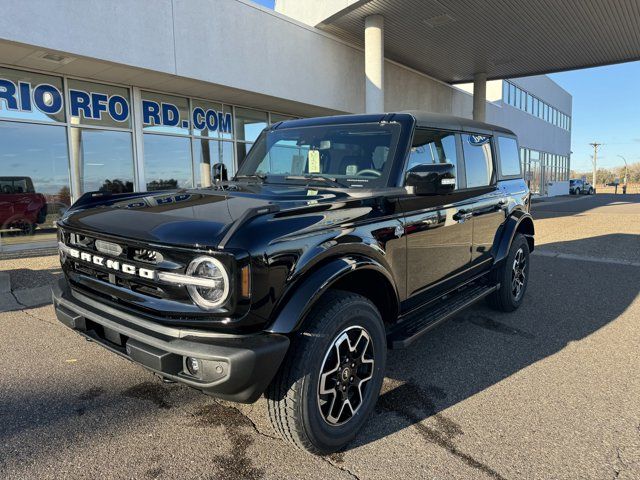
xmin=186 ymin=357 xmax=200 ymax=376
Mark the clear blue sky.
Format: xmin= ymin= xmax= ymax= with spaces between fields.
xmin=251 ymin=0 xmax=274 ymax=8
xmin=550 ymin=61 xmax=640 ymax=172
xmin=248 ymin=1 xmax=638 ymax=172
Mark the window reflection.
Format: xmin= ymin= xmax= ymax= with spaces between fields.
xmin=67 ymin=79 xmax=131 ymax=129
xmin=0 ymin=67 xmax=66 ymax=123
xmin=462 ymin=135 xmax=493 ymax=188
xmin=143 ymin=134 xmax=193 ymax=191
xmin=407 ymin=130 xmax=458 ymax=188
xmin=235 ymin=108 xmax=267 ymax=142
xmin=70 ymin=128 xmax=134 ymax=194
xmin=0 ymin=121 xmax=69 ymax=244
xmin=192 ymin=139 xmax=234 ymax=188
xmin=142 ymin=91 xmax=189 ymax=136
xmin=236 ymin=142 xmax=253 ymax=170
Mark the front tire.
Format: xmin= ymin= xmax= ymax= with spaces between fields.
xmin=266 ymin=290 xmax=386 ymax=454
xmin=487 ymin=233 xmax=530 ymax=312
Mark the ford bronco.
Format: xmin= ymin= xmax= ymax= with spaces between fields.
xmin=53 ymin=112 xmax=534 ymax=454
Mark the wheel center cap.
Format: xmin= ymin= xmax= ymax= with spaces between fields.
xmin=341 ymin=367 xmax=351 ymax=382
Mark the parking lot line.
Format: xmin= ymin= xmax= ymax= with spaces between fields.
xmin=533 ymin=249 xmax=640 ymax=267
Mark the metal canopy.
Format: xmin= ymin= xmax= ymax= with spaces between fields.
xmin=316 ymin=0 xmax=640 ymax=83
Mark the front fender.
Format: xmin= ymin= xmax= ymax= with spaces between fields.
xmin=266 ymin=256 xmax=397 ymax=334
xmin=493 ymin=210 xmax=535 ymax=266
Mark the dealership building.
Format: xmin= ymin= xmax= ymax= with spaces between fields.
xmin=0 ymin=0 xmax=637 ymax=255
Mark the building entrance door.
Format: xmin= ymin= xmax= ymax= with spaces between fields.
xmin=529 ymin=151 xmax=542 ymax=194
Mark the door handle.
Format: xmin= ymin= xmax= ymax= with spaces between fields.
xmin=453 ymin=209 xmax=473 ymax=222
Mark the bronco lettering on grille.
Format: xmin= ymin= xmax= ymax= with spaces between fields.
xmin=63 ymin=245 xmax=156 ymax=280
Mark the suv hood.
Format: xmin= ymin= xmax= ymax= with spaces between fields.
xmin=61 ymin=183 xmax=382 ymax=248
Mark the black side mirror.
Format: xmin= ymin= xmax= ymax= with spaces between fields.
xmin=212 ymin=163 xmax=228 ymax=182
xmin=405 ymin=163 xmax=456 ymax=195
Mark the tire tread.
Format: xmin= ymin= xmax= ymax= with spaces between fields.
xmin=266 ymin=290 xmax=377 ymax=453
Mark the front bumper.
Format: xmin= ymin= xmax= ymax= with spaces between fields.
xmin=52 ymin=278 xmax=289 ymax=403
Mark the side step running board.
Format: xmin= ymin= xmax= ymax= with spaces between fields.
xmin=388 ymin=283 xmax=499 ymax=349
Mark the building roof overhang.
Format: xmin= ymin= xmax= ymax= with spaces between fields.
xmin=316 ymin=0 xmax=640 ymax=83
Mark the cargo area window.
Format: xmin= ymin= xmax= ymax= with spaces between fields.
xmin=497 ymin=136 xmax=522 ymax=177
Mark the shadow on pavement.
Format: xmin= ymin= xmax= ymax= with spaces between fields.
xmin=532 ymin=193 xmax=640 ymax=220
xmin=1 ymin=235 xmax=638 ymax=478
xmin=344 ymin=234 xmax=640 ymax=471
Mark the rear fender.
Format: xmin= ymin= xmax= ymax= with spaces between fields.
xmin=493 ymin=211 xmax=535 ymax=266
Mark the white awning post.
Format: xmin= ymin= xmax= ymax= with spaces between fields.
xmin=365 ymin=15 xmax=384 ymax=113
xmin=473 ymin=72 xmax=487 ymax=122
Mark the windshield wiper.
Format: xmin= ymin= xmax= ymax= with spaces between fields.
xmin=285 ymin=175 xmax=344 ymax=187
xmin=234 ymin=173 xmax=267 ymax=182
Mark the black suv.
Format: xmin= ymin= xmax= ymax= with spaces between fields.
xmin=53 ymin=112 xmax=534 ymax=454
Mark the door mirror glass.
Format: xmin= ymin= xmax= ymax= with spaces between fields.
xmin=405 ymin=163 xmax=456 ymax=195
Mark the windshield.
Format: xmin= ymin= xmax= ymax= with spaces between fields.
xmin=236 ymin=122 xmax=402 ymax=188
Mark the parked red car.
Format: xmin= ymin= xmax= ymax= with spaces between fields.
xmin=0 ymin=176 xmax=48 ymax=235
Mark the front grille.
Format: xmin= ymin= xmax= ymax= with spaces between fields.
xmin=58 ymin=227 xmax=243 ymax=327
xmin=59 ymin=228 xmax=192 ymax=309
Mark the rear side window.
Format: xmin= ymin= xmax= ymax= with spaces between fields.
xmin=407 ymin=129 xmax=458 ymax=188
xmin=462 ymin=134 xmax=493 ymax=188
xmin=497 ymin=136 xmax=522 ymax=177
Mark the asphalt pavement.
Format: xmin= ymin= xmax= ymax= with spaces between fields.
xmin=1 ymin=194 xmax=639 ymax=479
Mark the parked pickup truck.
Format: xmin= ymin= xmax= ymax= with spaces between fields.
xmin=0 ymin=176 xmax=47 ymax=235
xmin=53 ymin=112 xmax=534 ymax=454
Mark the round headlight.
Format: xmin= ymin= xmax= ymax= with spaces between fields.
xmin=186 ymin=256 xmax=229 ymax=309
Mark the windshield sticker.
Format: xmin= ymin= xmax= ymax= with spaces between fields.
xmin=345 ymin=164 xmax=358 ymax=176
xmin=308 ymin=150 xmax=321 ymax=173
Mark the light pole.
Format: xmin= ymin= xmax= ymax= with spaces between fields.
xmin=617 ymin=155 xmax=628 ymax=184
xmin=589 ymin=142 xmax=602 ymax=191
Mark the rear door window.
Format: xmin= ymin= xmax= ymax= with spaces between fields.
xmin=462 ymin=134 xmax=494 ymax=188
xmin=497 ymin=136 xmax=522 ymax=177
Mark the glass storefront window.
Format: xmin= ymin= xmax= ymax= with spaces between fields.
xmin=236 ymin=142 xmax=253 ymax=170
xmin=70 ymin=128 xmax=134 ymax=194
xmin=142 ymin=91 xmax=189 ymax=135
xmin=143 ymin=134 xmax=193 ymax=191
xmin=0 ymin=121 xmax=69 ymax=246
xmin=270 ymin=113 xmax=296 ymax=124
xmin=192 ymin=139 xmax=234 ymax=187
xmin=0 ymin=67 xmax=65 ymax=123
xmin=235 ymin=108 xmax=267 ymax=142
xmin=191 ymin=99 xmax=233 ymax=140
xmin=67 ymin=79 xmax=131 ymax=129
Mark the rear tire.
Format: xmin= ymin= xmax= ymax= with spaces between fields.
xmin=266 ymin=290 xmax=386 ymax=454
xmin=487 ymin=233 xmax=530 ymax=312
